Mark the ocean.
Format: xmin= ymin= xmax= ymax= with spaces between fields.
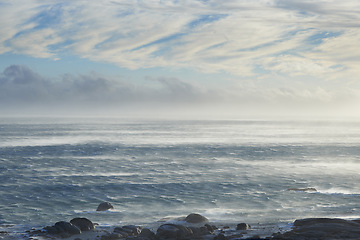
xmin=1 ymin=117 xmax=360 ymax=238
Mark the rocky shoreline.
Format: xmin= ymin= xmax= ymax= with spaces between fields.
xmin=3 ymin=202 xmax=360 ymax=240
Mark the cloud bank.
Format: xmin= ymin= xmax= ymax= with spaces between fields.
xmin=1 ymin=0 xmax=360 ymax=80
xmin=1 ymin=65 xmax=359 ymax=118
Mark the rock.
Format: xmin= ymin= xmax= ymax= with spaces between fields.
xmin=101 ymin=232 xmax=124 ymax=240
xmin=287 ymin=187 xmax=317 ymax=192
xmin=214 ymin=233 xmax=226 ymax=240
xmin=204 ymin=224 xmax=217 ymax=233
xmin=70 ymin=217 xmax=95 ymax=231
xmin=293 ymin=218 xmax=352 ymax=227
xmin=113 ymin=227 xmax=129 ymax=237
xmin=122 ymin=225 xmax=142 ymax=235
xmin=140 ymin=228 xmax=156 ymax=239
xmin=199 ymin=225 xmax=212 ymax=235
xmin=156 ymin=223 xmax=214 ymax=239
xmin=43 ymin=226 xmax=60 ymax=234
xmin=53 ymin=221 xmax=81 ymax=236
xmin=236 ymin=223 xmax=251 ymax=230
xmin=97 ymin=202 xmax=114 ymax=211
xmin=273 ymin=218 xmax=360 ymax=240
xmin=113 ymin=225 xmax=141 ymax=237
xmin=156 ymin=224 xmax=193 ymax=239
xmin=184 ymin=213 xmax=209 ymax=223
xmin=188 ymin=226 xmax=211 ymax=237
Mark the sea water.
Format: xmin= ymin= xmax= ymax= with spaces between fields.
xmin=1 ymin=118 xmax=360 ymax=237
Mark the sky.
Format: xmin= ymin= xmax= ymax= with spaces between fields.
xmin=1 ymin=0 xmax=360 ymax=119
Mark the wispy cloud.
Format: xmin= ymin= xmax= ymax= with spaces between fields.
xmin=1 ymin=0 xmax=360 ymax=79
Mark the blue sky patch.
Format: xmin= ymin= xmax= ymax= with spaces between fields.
xmin=27 ymin=3 xmax=65 ymax=30
xmin=307 ymin=31 xmax=342 ymax=45
xmin=187 ymin=14 xmax=228 ymax=29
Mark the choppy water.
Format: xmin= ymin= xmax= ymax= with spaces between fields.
xmin=1 ymin=118 xmax=360 ymax=237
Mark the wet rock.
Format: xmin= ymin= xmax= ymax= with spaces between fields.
xmin=188 ymin=225 xmax=212 ymax=237
xmin=43 ymin=221 xmax=82 ymax=237
xmin=236 ymin=223 xmax=251 ymax=230
xmin=156 ymin=224 xmax=193 ymax=239
xmin=97 ymin=201 xmax=114 ymax=211
xmin=273 ymin=218 xmax=360 ymax=240
xmin=113 ymin=227 xmax=129 ymax=237
xmin=204 ymin=223 xmax=217 ymax=233
xmin=293 ymin=218 xmax=352 ymax=227
xmin=140 ymin=228 xmax=156 ymax=239
xmin=101 ymin=232 xmax=124 ymax=240
xmin=43 ymin=225 xmax=60 ymax=234
xmin=214 ymin=233 xmax=227 ymax=240
xmin=156 ymin=223 xmax=215 ymax=239
xmin=54 ymin=221 xmax=81 ymax=235
xmin=70 ymin=217 xmax=95 ymax=231
xmin=114 ymin=225 xmax=141 ymax=237
xmin=184 ymin=213 xmax=209 ymax=223
xmin=122 ymin=225 xmax=142 ymax=235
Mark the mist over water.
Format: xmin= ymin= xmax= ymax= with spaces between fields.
xmin=1 ymin=118 xmax=360 ymax=234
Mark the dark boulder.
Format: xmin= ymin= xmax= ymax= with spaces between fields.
xmin=70 ymin=217 xmax=95 ymax=231
xmin=156 ymin=223 xmax=214 ymax=239
xmin=214 ymin=233 xmax=226 ymax=240
xmin=184 ymin=213 xmax=209 ymax=223
xmin=101 ymin=232 xmax=124 ymax=240
xmin=293 ymin=218 xmax=352 ymax=227
xmin=204 ymin=224 xmax=217 ymax=233
xmin=43 ymin=226 xmax=60 ymax=234
xmin=122 ymin=225 xmax=142 ymax=235
xmin=114 ymin=225 xmax=141 ymax=236
xmin=113 ymin=227 xmax=129 ymax=237
xmin=236 ymin=223 xmax=251 ymax=230
xmin=54 ymin=221 xmax=81 ymax=235
xmin=140 ymin=228 xmax=156 ymax=239
xmin=189 ymin=225 xmax=212 ymax=237
xmin=273 ymin=218 xmax=360 ymax=240
xmin=156 ymin=224 xmax=193 ymax=239
xmin=97 ymin=202 xmax=114 ymax=211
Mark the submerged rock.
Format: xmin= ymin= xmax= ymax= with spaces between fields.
xmin=287 ymin=187 xmax=317 ymax=192
xmin=184 ymin=213 xmax=209 ymax=223
xmin=97 ymin=201 xmax=114 ymax=211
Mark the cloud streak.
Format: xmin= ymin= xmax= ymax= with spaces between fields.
xmin=1 ymin=0 xmax=360 ymax=79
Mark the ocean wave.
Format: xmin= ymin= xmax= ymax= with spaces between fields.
xmin=317 ymin=188 xmax=360 ymax=195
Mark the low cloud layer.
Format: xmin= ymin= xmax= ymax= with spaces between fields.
xmin=1 ymin=65 xmax=359 ymax=118
xmin=0 ymin=65 xmax=215 ymax=116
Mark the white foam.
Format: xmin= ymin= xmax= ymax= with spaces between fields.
xmin=317 ymin=188 xmax=360 ymax=195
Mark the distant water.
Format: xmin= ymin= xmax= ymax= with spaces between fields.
xmin=1 ymin=118 xmax=360 ymax=237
